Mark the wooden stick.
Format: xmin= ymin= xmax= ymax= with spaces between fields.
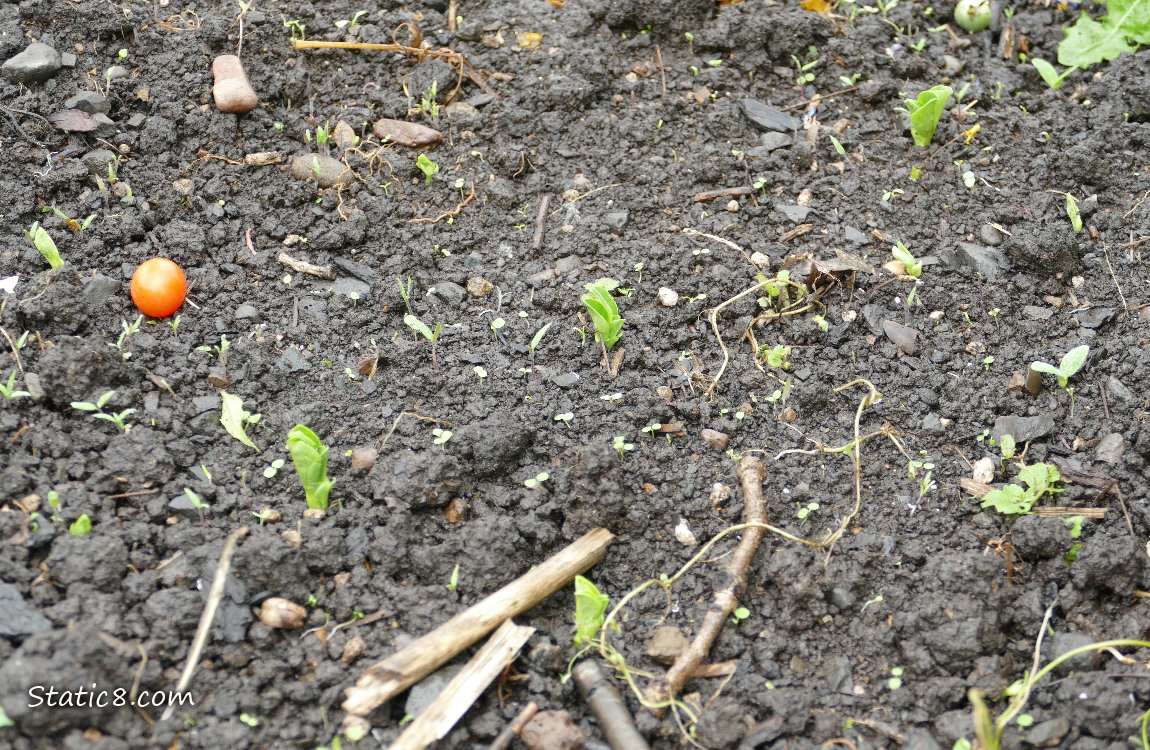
xmin=277 ymin=252 xmax=334 ymax=279
xmin=644 ymin=458 xmax=767 ymax=712
xmin=488 ymin=702 xmax=539 ymax=750
xmin=344 ymin=528 xmax=615 ymax=717
xmin=573 ymin=660 xmax=650 ymax=750
xmin=390 ymin=620 xmax=535 ymax=750
xmin=692 ymin=185 xmax=752 ymax=203
xmin=531 ymin=195 xmax=549 ymax=250
xmin=159 ymin=526 xmax=249 ymax=722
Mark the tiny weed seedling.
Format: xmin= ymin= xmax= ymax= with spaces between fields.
xmin=759 ymin=344 xmax=792 ymax=370
xmin=219 ymin=391 xmax=260 ymax=450
xmin=445 ymin=563 xmax=460 ymax=591
xmin=334 ymin=9 xmax=368 ymax=29
xmin=284 ymin=19 xmax=306 ymax=40
xmin=1031 ymin=58 xmax=1077 ymax=90
xmin=796 ymin=501 xmax=820 ymax=520
xmin=554 ymin=412 xmax=573 ymax=428
xmin=731 ymin=606 xmax=751 ymax=625
xmin=25 ymin=222 xmax=63 ymax=269
xmin=1064 ymin=192 xmax=1083 ymax=232
xmin=397 ymin=276 xmax=413 ymax=311
xmin=891 ymin=241 xmax=922 ymax=278
xmin=432 ymin=427 xmax=452 ymax=449
xmin=263 ymin=458 xmax=286 ymax=478
xmin=980 ymin=462 xmax=1062 ymax=515
xmin=69 ymin=514 xmax=92 ymax=536
xmin=0 ymin=371 xmax=30 ymax=403
xmin=184 ymin=488 xmax=210 ymax=519
xmin=490 ymin=316 xmax=505 ymax=340
xmin=582 ymin=282 xmax=625 ymax=349
xmin=524 ymin=471 xmax=550 ymax=489
xmin=528 ymin=322 xmax=551 ymax=367
xmin=888 ymin=666 xmax=904 ymax=690
xmin=1030 ymin=344 xmax=1089 ymax=414
xmin=196 ymin=334 xmax=231 ymax=369
xmin=612 ymin=435 xmax=634 ymax=461
xmin=286 ymin=425 xmax=334 ymax=510
xmin=416 ymin=153 xmax=439 ymax=184
xmin=404 ymin=314 xmax=443 ymax=371
xmin=419 ymin=80 xmax=441 ymax=122
xmin=71 ymin=390 xmax=135 ymax=432
xmin=110 ymin=315 xmax=143 ymax=359
xmin=899 ymin=85 xmax=953 ymax=147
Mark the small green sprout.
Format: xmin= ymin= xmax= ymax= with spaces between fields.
xmin=999 ymin=434 xmax=1016 ymax=461
xmin=416 ymin=153 xmax=439 ymax=184
xmin=0 ymin=371 xmax=30 ymax=403
xmin=983 ymin=356 xmax=994 ymax=371
xmin=263 ymin=458 xmax=286 ymax=478
xmin=334 ymin=10 xmax=368 ymax=29
xmin=239 ymin=713 xmax=259 ymax=727
xmin=612 ymin=435 xmax=634 ymax=461
xmin=286 ymin=425 xmax=334 ymax=510
xmin=731 ymin=606 xmax=751 ymax=625
xmin=1031 ymin=58 xmax=1076 ymax=90
xmin=888 ymin=666 xmax=904 ymax=690
xmin=71 ymin=390 xmax=135 ymax=432
xmin=601 ymin=393 xmax=623 ymax=404
xmin=554 ymin=412 xmax=573 ymax=427
xmin=1030 ymin=345 xmax=1089 ymax=412
xmin=759 ymin=344 xmax=791 ymax=370
xmin=219 ymin=391 xmax=260 ymax=450
xmin=811 ymin=314 xmax=830 ymax=333
xmin=899 ymin=85 xmax=953 ymax=147
xmin=581 ymin=282 xmax=625 ymax=349
xmin=419 ymin=80 xmax=441 ymax=122
xmin=1065 ymin=192 xmax=1083 ymax=232
xmin=110 ymin=315 xmax=143 ymax=359
xmin=432 ymin=427 xmax=452 ymax=449
xmin=445 ymin=563 xmax=460 ymax=591
xmin=524 ymin=471 xmax=550 ymax=489
xmin=284 ymin=19 xmax=306 ymax=40
xmin=25 ymin=222 xmax=63 ymax=269
xmin=829 ymin=135 xmax=846 ymax=156
xmin=528 ymin=322 xmax=551 ymax=362
xmin=490 ymin=317 xmax=505 ymax=339
xmin=892 ymin=241 xmax=922 ymax=277
xmin=796 ymin=501 xmax=820 ymax=520
xmin=69 ymin=514 xmax=92 ymax=536
xmin=404 ymin=314 xmax=443 ymax=371
xmin=573 ymin=575 xmax=609 ymax=646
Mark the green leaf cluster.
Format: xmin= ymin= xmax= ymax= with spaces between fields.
xmin=900 ymin=85 xmax=953 ymax=148
xmin=287 ymin=425 xmax=334 ymax=510
xmin=572 ymin=575 xmax=609 ymax=647
xmin=1059 ymin=0 xmax=1150 ymax=69
xmin=980 ymin=462 xmax=1062 ymax=515
xmin=1030 ymin=345 xmax=1088 ymax=389
xmin=582 ymin=282 xmax=625 ymax=349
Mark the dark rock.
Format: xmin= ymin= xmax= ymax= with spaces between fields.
xmin=234 ymin=303 xmax=260 ymax=322
xmin=2 ymin=42 xmax=62 ymax=83
xmin=882 ymin=320 xmax=917 ymax=354
xmin=991 ymin=414 xmax=1056 ymax=443
xmin=333 ymin=257 xmax=378 ymax=282
xmin=63 ymin=91 xmax=109 ymax=114
xmin=276 ymin=348 xmax=309 ymax=372
xmin=1045 ymin=632 xmax=1098 ymax=675
xmin=552 ymin=372 xmax=580 ymax=388
xmin=844 ymin=225 xmax=870 ymax=244
xmin=823 ymin=653 xmax=854 ymax=694
xmin=741 ymin=99 xmax=799 ymax=132
xmin=0 ymin=582 xmax=51 ymax=637
xmin=82 ymin=275 xmax=120 ymax=306
xmin=1076 ymin=307 xmax=1114 ymax=329
xmin=332 ymin=278 xmax=370 ymax=300
xmin=603 ymin=211 xmax=629 ymax=231
xmin=760 ymin=132 xmax=793 ymax=151
xmin=952 ymin=242 xmax=1009 ymax=280
xmin=1026 ymin=717 xmax=1070 ymax=746
xmin=979 ymin=223 xmax=1003 ymax=246
xmin=1095 ymin=432 xmax=1125 ymax=465
xmin=430 ymin=281 xmax=466 ymax=305
xmin=776 ymin=205 xmax=811 ymax=222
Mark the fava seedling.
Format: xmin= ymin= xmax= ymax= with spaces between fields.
xmin=582 ymin=281 xmax=625 ymax=349
xmin=416 ymin=153 xmax=439 ymax=184
xmin=891 ymin=241 xmax=922 ymax=278
xmin=899 ymin=85 xmax=953 ymax=147
xmin=25 ymin=222 xmax=63 ymax=269
xmin=71 ymin=390 xmax=135 ymax=432
xmin=286 ymin=424 xmax=334 ymax=510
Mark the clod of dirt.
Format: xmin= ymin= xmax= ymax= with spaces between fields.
xmin=290 ymin=153 xmax=352 ymax=189
xmin=453 ymin=417 xmax=534 ymax=476
xmin=657 ymin=287 xmax=678 ymax=307
xmin=521 ymin=710 xmax=584 ymax=750
xmin=971 ymin=457 xmax=996 ymax=484
xmin=36 ymin=336 xmax=133 ymax=406
xmin=644 ymin=626 xmax=688 ymax=665
xmin=340 ymin=635 xmax=367 ymax=664
xmin=349 ymin=446 xmax=378 ymax=471
xmin=372 ymin=118 xmax=443 ymax=149
xmin=695 ymin=697 xmax=749 ymax=749
xmin=0 ymin=582 xmax=51 ymax=637
xmin=371 ymin=451 xmax=463 ymax=509
xmin=211 ymin=54 xmax=258 ymax=114
xmin=700 ymin=428 xmax=729 ymax=452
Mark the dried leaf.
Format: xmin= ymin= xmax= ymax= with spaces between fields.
xmin=800 ymin=0 xmax=835 ymax=14
xmin=517 ymin=32 xmax=543 ymax=49
xmin=47 ymin=109 xmax=99 ymax=132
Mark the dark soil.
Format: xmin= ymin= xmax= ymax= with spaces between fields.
xmin=1 ymin=0 xmax=1149 ymax=748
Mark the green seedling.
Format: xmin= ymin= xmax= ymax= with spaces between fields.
xmin=219 ymin=391 xmax=260 ymax=450
xmin=528 ymin=322 xmax=551 ymax=365
xmin=445 ymin=563 xmax=460 ymax=591
xmin=899 ymin=85 xmax=953 ymax=147
xmin=1058 ymin=0 xmax=1150 ymax=69
xmin=811 ymin=314 xmax=830 ymax=333
xmin=554 ymin=412 xmax=573 ymax=427
xmin=0 ymin=706 xmax=13 ymax=728
xmin=286 ymin=425 xmax=334 ymax=510
xmin=759 ymin=344 xmax=791 ymax=370
xmin=490 ymin=317 xmax=505 ymax=340
xmin=44 ymin=205 xmax=97 ymax=233
xmin=796 ymin=501 xmax=820 ymax=520
xmin=397 ymin=276 xmax=413 ymax=310
xmin=0 ymin=371 xmax=30 ymax=403
xmin=999 ymin=434 xmax=1016 ymax=462
xmin=1064 ymin=192 xmax=1083 ymax=232
xmin=284 ymin=19 xmax=306 ymax=40
xmin=25 ymin=222 xmax=63 ymax=269
xmin=110 ymin=315 xmax=143 ymax=359
xmin=573 ymin=575 xmax=609 ymax=647
xmin=404 ymin=314 xmax=443 ymax=370
xmin=47 ymin=490 xmax=62 ymax=522
xmin=888 ymin=666 xmax=904 ymax=690
xmin=419 ymin=80 xmax=441 ymax=122
xmin=416 ymin=153 xmax=439 ymax=184
xmin=980 ymin=462 xmax=1062 ymax=515
xmin=432 ymin=427 xmax=452 ymax=449
xmin=524 ymin=471 xmax=550 ymax=489
xmin=612 ymin=435 xmax=634 ymax=461
xmin=791 ymin=54 xmax=820 ymax=85
xmin=71 ymin=390 xmax=135 ymax=431
xmin=69 ymin=514 xmax=92 ymax=536
xmin=334 ymin=10 xmax=367 ymax=29
xmin=601 ymin=393 xmax=622 ymax=404
xmin=196 ymin=334 xmax=231 ymax=369
xmin=1030 ymin=344 xmax=1089 ymax=413
xmin=184 ymin=488 xmax=209 ymax=518
xmin=263 ymin=458 xmax=286 ymax=478
xmin=239 ymin=713 xmax=259 ymax=727
xmin=1031 ymin=58 xmax=1077 ymax=90
xmin=731 ymin=606 xmax=751 ymax=625
xmin=891 ymin=241 xmax=922 ymax=277
xmin=582 ymin=282 xmax=625 ymax=349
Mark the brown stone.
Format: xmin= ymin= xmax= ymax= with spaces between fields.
xmin=341 ymin=635 xmax=367 ymax=664
xmin=521 ymin=710 xmax=584 ymax=750
xmin=212 ymin=55 xmax=258 ymax=114
xmin=467 ymin=277 xmax=494 ymax=297
xmin=349 ymin=447 xmax=377 ymax=472
xmin=372 ymin=118 xmax=443 ymax=148
xmin=645 ymin=626 xmax=688 ymax=664
xmin=700 ymin=428 xmax=729 ymax=451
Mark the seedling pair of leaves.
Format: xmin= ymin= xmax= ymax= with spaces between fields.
xmin=980 ymin=462 xmax=1062 ymax=515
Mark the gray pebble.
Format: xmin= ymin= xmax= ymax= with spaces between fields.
xmin=276 ymin=348 xmax=309 ymax=373
xmin=430 ymin=281 xmax=465 ymax=305
xmin=127 ymin=113 xmax=146 ymax=129
xmin=0 ymin=582 xmax=51 ymax=637
xmin=332 ymin=278 xmax=371 ymax=300
xmin=1106 ymin=375 xmax=1135 ymax=402
xmin=64 ymin=91 xmax=110 ymax=114
xmin=105 ymin=65 xmax=130 ymax=81
xmin=741 ymin=99 xmax=799 ymax=132
xmin=1022 ymin=305 xmax=1053 ymax=321
xmin=552 ymin=372 xmax=580 ymax=388
xmin=234 ymin=303 xmax=261 ymax=322
xmin=2 ymin=42 xmax=62 ymax=83
xmin=333 ymin=257 xmax=377 ymax=282
xmin=843 ymin=225 xmax=870 ymax=244
xmin=760 ymin=132 xmax=793 ymax=151
xmin=82 ymin=149 xmax=116 ymax=174
xmin=991 ymin=414 xmax=1055 ymax=443
xmin=1095 ymin=433 xmax=1125 ymax=465
xmin=23 ymin=372 xmax=45 ymax=403
xmin=776 ymin=205 xmax=811 ymax=222
xmin=603 ymin=211 xmax=629 ymax=232
xmin=83 ymin=274 xmax=120 ymax=305
xmin=290 ymin=153 xmax=352 ymax=189
xmin=1026 ymin=719 xmax=1070 ymax=746
xmin=941 ymin=55 xmax=964 ymax=75
xmin=554 ymin=255 xmax=581 ymax=274
xmin=979 ymin=223 xmax=1002 ymax=246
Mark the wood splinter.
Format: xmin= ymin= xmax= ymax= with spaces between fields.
xmin=277 ymin=252 xmax=333 ymax=280
xmin=487 ymin=701 xmax=538 ymax=750
xmin=643 ymin=456 xmax=768 ymax=715
xmin=573 ymin=660 xmax=651 ymax=750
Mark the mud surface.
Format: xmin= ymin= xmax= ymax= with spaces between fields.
xmin=1 ymin=0 xmax=1149 ymax=747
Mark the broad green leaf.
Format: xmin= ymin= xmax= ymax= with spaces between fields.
xmin=573 ymin=575 xmax=609 ymax=647
xmin=1018 ymin=462 xmax=1060 ymax=498
xmin=1058 ymin=0 xmax=1147 ymax=68
xmin=903 ymin=85 xmax=953 ymax=148
xmin=582 ymin=283 xmax=624 ymax=349
xmin=220 ymin=391 xmax=260 ymax=451
xmin=287 ymin=424 xmax=333 ymax=510
xmin=999 ymin=434 xmax=1016 ymax=460
xmin=404 ymin=314 xmax=435 ymax=342
xmin=1028 ymin=361 xmax=1062 ymax=379
xmin=69 ymin=514 xmax=92 ymax=536
xmin=980 ymin=484 xmax=1028 ymax=514
xmin=1059 ymin=345 xmax=1089 ymax=379
xmin=25 ymin=222 xmax=63 ymax=269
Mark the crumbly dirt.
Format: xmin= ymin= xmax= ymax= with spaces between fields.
xmin=1 ymin=0 xmax=1149 ymax=748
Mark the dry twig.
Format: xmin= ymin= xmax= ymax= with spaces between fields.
xmin=487 ymin=702 xmax=539 ymax=750
xmin=277 ymin=252 xmax=334 ymax=279
xmin=574 ymin=660 xmax=651 ymax=750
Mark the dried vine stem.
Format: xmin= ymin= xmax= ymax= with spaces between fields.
xmin=643 ymin=456 xmax=768 ymax=714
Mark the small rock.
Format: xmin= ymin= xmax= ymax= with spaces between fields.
xmin=750 ymin=251 xmax=771 ymax=268
xmin=741 ymin=98 xmax=799 ymax=132
xmin=105 ymin=65 xmax=129 ymax=81
xmin=259 ymin=598 xmax=306 ymax=629
xmin=554 ymin=255 xmax=581 ymax=274
xmin=941 ymin=54 xmax=964 ymax=75
xmin=954 ymin=242 xmax=1009 ymax=281
xmin=60 ymin=52 xmax=77 ymax=67
xmin=674 ymin=519 xmax=698 ymax=546
xmin=776 ymin=205 xmax=811 ymax=222
xmin=83 ymin=274 xmax=120 ymax=306
xmin=467 ymin=277 xmax=494 ymax=297
xmin=332 ymin=278 xmax=371 ymax=300
xmin=826 ymin=588 xmax=855 ymax=609
xmin=372 ymin=118 xmax=443 ymax=148
xmin=445 ymin=101 xmax=479 ymax=119
xmin=1026 ymin=718 xmax=1070 ymax=747
xmin=332 ymin=258 xmax=376 ymax=282
xmin=234 ymin=303 xmax=261 ymax=322
xmin=979 ymin=223 xmax=1003 ymax=246
xmin=82 ymin=149 xmax=117 ymax=174
xmin=1078 ymin=194 xmax=1098 ymax=218
xmin=603 ymin=211 xmax=629 ymax=232
xmin=972 ymin=457 xmax=996 ymax=484
xmin=645 ymin=626 xmax=689 ymax=664
xmin=64 ymin=91 xmax=110 ymax=114
xmin=726 ymin=199 xmax=739 ymax=212
xmin=0 ymin=581 xmax=51 ymax=637
xmin=882 ymin=320 xmax=917 ymax=354
xmin=172 ymin=178 xmax=193 ymax=195
xmin=23 ymin=372 xmax=45 ymax=403
xmin=521 ymin=712 xmax=584 ymax=750
xmin=657 ymin=287 xmax=679 ymax=307
xmin=991 ymin=414 xmax=1056 ymax=443
xmin=212 ymin=55 xmax=258 ymax=113
xmin=1046 ymin=632 xmax=1099 ymax=675
xmin=1095 ymin=433 xmax=1125 ymax=465
xmin=290 ymin=153 xmax=352 ymax=188
xmin=349 ymin=447 xmax=378 ymax=471
xmin=331 ymin=120 xmax=356 ymax=150
xmin=760 ymin=132 xmax=793 ymax=151
xmin=844 ymin=225 xmax=870 ymax=244
xmin=2 ymin=42 xmax=62 ymax=83
xmin=552 ymin=372 xmax=580 ymax=388
xmin=1076 ymin=307 xmax=1114 ymax=329
xmin=1022 ymin=305 xmax=1053 ymax=321
xmin=340 ymin=635 xmax=367 ymax=664
xmin=444 ymin=498 xmax=469 ymax=523
xmin=1106 ymin=375 xmax=1135 ymax=402
xmin=429 ymin=281 xmax=466 ymax=305
xmin=700 ymin=428 xmax=729 ymax=451
xmin=207 ymin=368 xmax=230 ymax=388
xmin=920 ymin=413 xmax=944 ymax=435
xmin=303 ymin=507 xmax=326 ymax=520
xmin=276 ymin=348 xmax=309 ymax=373
xmin=823 ymin=654 xmax=854 ymax=695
